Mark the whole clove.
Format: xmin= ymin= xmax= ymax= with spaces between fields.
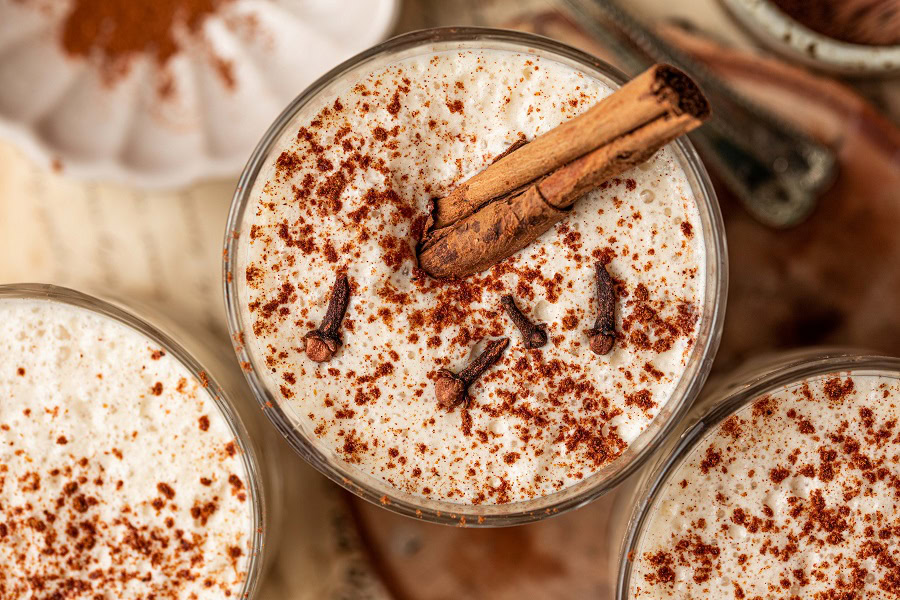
xmin=435 ymin=338 xmax=509 ymax=410
xmin=500 ymin=295 xmax=547 ymax=349
xmin=303 ymin=274 xmax=350 ymax=363
xmin=586 ymin=262 xmax=616 ymax=355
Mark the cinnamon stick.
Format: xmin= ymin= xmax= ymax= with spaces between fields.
xmin=418 ymin=64 xmax=709 ymax=280
xmin=430 ymin=64 xmax=710 ymax=229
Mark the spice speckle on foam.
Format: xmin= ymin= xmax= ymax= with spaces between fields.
xmin=238 ymin=50 xmax=705 ymax=505
xmin=0 ymin=299 xmax=253 ymax=599
xmin=631 ymin=373 xmax=900 ymax=599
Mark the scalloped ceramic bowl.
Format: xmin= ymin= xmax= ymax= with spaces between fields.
xmin=0 ymin=0 xmax=399 ymax=188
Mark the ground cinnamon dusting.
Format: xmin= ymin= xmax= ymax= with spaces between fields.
xmin=632 ymin=373 xmax=900 ymax=599
xmin=239 ymin=50 xmax=706 ymax=504
xmin=18 ymin=0 xmax=249 ymax=94
xmin=772 ymin=0 xmax=900 ymax=46
xmin=0 ymin=300 xmax=253 ymax=599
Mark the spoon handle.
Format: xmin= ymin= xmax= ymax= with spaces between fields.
xmin=563 ymin=0 xmax=837 ymax=227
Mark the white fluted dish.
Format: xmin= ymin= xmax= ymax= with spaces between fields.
xmin=0 ymin=0 xmax=399 ymax=188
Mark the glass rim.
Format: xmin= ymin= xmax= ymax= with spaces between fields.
xmin=616 ymin=351 xmax=900 ymax=598
xmin=223 ymin=26 xmax=728 ymax=526
xmin=0 ymin=283 xmax=268 ymax=599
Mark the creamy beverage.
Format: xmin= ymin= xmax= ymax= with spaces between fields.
xmin=234 ymin=45 xmax=710 ymax=506
xmin=0 ymin=295 xmax=255 ymax=598
xmin=629 ymin=370 xmax=900 ymax=598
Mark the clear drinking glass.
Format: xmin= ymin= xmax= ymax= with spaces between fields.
xmin=224 ymin=27 xmax=727 ymax=526
xmin=613 ymin=350 xmax=899 ymax=598
xmin=0 ymin=283 xmax=279 ymax=599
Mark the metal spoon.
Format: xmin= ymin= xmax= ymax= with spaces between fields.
xmin=562 ymin=0 xmax=837 ymax=227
